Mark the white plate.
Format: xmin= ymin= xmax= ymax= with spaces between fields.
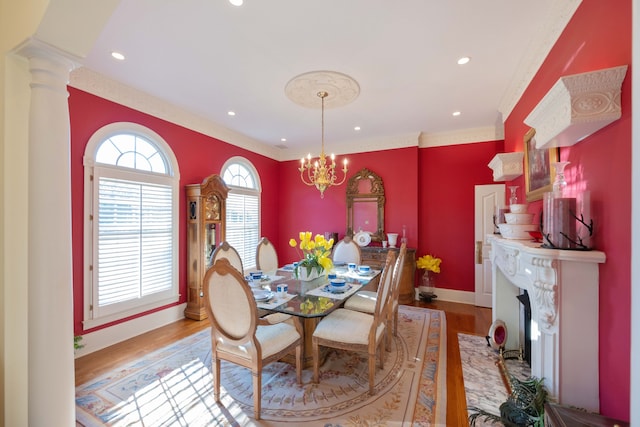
xmin=354 ymin=231 xmax=371 ymax=247
xmin=326 ymin=284 xmax=351 ymax=294
xmin=252 ymin=289 xmax=274 ymax=301
xmin=357 ymin=270 xmax=374 ymax=276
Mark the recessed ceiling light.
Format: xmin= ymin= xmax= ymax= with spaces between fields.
xmin=229 ymin=0 xmax=243 ymax=6
xmin=354 ymin=126 xmax=361 ymax=131
xmin=111 ymin=51 xmax=125 ymax=61
xmin=457 ymin=56 xmax=471 ymax=65
xmin=227 ymin=111 xmax=236 ymax=116
xmin=452 ymin=111 xmax=461 ymax=116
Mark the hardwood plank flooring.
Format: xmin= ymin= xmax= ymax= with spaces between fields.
xmin=75 ymin=299 xmax=491 ymax=426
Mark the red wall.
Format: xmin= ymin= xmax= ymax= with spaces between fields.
xmin=275 ymin=147 xmax=421 ymax=264
xmin=69 ymin=88 xmax=281 ymax=333
xmin=418 ymin=141 xmax=504 ymax=292
xmin=503 ymin=0 xmax=631 ymax=419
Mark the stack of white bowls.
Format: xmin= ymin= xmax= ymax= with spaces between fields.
xmin=498 ymin=204 xmax=538 ymax=239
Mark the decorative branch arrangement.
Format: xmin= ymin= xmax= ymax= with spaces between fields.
xmin=542 ymin=210 xmax=593 ymax=251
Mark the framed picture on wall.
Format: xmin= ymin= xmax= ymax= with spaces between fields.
xmin=523 ymin=128 xmax=559 ymax=202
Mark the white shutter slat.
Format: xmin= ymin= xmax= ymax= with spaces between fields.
xmin=97 ymin=177 xmax=173 ymax=308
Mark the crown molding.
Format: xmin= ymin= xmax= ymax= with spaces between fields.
xmin=71 ymin=68 xmax=506 ymax=162
xmin=419 ymin=126 xmax=504 ymax=148
xmin=498 ymin=0 xmax=582 ymax=122
xmin=69 ymin=67 xmax=282 ymax=160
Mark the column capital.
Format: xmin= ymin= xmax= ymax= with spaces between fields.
xmin=12 ymin=37 xmax=81 ymax=72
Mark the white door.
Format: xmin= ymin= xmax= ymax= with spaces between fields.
xmin=474 ymin=184 xmax=505 ymax=307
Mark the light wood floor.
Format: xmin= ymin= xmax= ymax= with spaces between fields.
xmin=75 ymin=299 xmax=491 ymax=426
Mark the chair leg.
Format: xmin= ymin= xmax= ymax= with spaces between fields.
xmin=393 ymin=308 xmax=399 ymax=337
xmin=368 ymin=351 xmax=376 ymax=395
xmin=312 ymin=339 xmax=319 ymax=384
xmin=213 ymin=357 xmax=221 ymax=402
xmin=253 ymin=370 xmax=262 ymax=420
xmin=295 ymin=343 xmax=302 ymax=385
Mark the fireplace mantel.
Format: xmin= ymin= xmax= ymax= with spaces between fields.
xmin=488 ymin=236 xmax=605 ymax=412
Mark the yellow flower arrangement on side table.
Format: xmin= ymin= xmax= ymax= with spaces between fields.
xmin=289 ymin=231 xmax=334 ymax=278
xmin=416 ymin=254 xmax=442 ymax=301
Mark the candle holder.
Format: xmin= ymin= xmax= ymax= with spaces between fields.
xmin=508 ymin=185 xmax=519 ymax=206
xmin=542 ymin=162 xmax=593 ymax=250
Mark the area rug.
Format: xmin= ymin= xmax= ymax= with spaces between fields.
xmin=76 ymin=306 xmax=446 ymax=426
xmin=458 ymin=333 xmax=531 ymax=427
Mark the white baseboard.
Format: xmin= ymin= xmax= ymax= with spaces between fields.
xmin=414 ymin=287 xmax=476 ymax=305
xmin=74 ymin=303 xmax=187 ymax=358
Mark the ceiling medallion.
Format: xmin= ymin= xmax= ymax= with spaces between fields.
xmin=286 ymin=71 xmax=358 ymax=198
xmin=285 ymin=70 xmax=360 ymax=109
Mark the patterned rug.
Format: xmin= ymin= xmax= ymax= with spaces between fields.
xmin=76 ymin=306 xmax=446 ymax=426
xmin=458 ymin=333 xmax=531 ymax=427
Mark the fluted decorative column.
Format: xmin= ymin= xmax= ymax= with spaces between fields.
xmin=16 ymin=38 xmax=78 ymax=427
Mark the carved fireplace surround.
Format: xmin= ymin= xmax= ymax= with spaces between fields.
xmin=489 ymin=236 xmax=606 ymax=412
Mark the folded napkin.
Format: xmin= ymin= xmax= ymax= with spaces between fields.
xmin=305 ymin=283 xmax=362 ymax=300
xmin=256 ymin=292 xmax=296 ymax=309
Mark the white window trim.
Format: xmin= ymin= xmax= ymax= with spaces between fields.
xmin=221 ymin=156 xmax=262 ymax=271
xmin=82 ymin=122 xmax=180 ymax=329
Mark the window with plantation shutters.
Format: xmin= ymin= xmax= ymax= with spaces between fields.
xmin=222 ymin=158 xmax=261 ymax=271
xmin=83 ymin=124 xmax=180 ymax=329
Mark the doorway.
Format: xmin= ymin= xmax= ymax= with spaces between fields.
xmin=474 ymin=184 xmax=505 ymax=307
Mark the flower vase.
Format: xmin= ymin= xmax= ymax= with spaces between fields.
xmin=419 ymin=270 xmax=437 ymax=301
xmin=297 ymin=267 xmax=322 ymax=281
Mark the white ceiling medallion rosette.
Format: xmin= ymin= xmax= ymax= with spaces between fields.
xmin=285 ymin=70 xmax=360 ymax=109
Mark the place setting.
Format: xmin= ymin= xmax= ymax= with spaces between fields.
xmin=306 ymin=276 xmax=362 ymax=300
xmin=253 ymin=283 xmax=296 ymax=309
xmin=246 ymin=270 xmax=285 ymax=288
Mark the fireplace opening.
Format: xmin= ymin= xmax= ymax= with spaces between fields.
xmin=516 ymin=290 xmax=532 ymax=366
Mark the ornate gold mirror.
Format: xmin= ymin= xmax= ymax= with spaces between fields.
xmin=346 ymin=168 xmax=385 ymax=241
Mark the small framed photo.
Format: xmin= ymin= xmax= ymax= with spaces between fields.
xmin=523 ymin=128 xmax=559 ymax=202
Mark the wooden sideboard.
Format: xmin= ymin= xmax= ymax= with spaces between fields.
xmin=360 ymin=246 xmax=416 ymax=304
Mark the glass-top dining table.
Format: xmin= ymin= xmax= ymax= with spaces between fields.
xmin=251 ymin=264 xmax=382 ymax=367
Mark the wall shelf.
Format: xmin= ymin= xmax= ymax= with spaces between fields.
xmin=488 ymin=152 xmax=524 ymax=181
xmin=524 ymin=65 xmax=628 ymax=149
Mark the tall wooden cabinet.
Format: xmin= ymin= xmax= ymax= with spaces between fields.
xmin=185 ymin=174 xmax=229 ymax=320
xmin=361 ymin=246 xmax=416 ymax=304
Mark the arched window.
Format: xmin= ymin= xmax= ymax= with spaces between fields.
xmin=222 ymin=157 xmax=261 ymax=270
xmin=83 ymin=123 xmax=180 ymax=328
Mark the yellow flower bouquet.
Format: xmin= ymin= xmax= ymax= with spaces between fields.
xmin=416 ymin=254 xmax=442 ymax=274
xmin=289 ymin=231 xmax=334 ymax=278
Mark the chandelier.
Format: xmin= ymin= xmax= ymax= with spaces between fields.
xmin=299 ymin=91 xmax=348 ymax=198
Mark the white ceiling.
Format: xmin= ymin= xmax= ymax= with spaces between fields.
xmin=76 ymin=0 xmax=579 ymax=161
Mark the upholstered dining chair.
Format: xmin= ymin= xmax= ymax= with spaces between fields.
xmin=211 ymin=241 xmax=244 ymax=274
xmin=343 ymin=242 xmax=407 ymax=344
xmin=203 ymin=258 xmax=303 ymax=420
xmin=331 ymin=236 xmax=362 ymax=265
xmin=312 ymin=250 xmax=397 ymax=394
xmin=255 ymin=236 xmax=279 ymax=273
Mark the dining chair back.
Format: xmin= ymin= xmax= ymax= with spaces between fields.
xmin=255 ymin=237 xmax=278 ymax=273
xmin=312 ymin=250 xmax=396 ymax=394
xmin=388 ymin=242 xmax=407 ymax=340
xmin=343 ymin=243 xmax=407 ymax=336
xmin=332 ymin=236 xmax=362 ymax=265
xmin=211 ymin=241 xmax=244 ymax=274
xmin=203 ymin=258 xmax=302 ymax=420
